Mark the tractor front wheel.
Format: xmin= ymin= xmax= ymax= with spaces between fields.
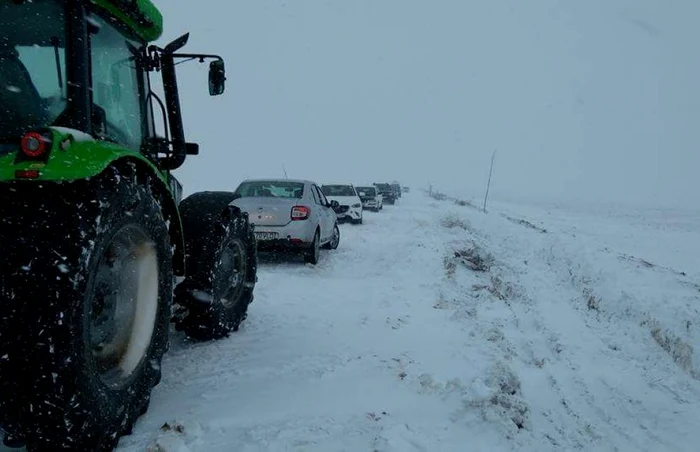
xmin=174 ymin=192 xmax=257 ymax=341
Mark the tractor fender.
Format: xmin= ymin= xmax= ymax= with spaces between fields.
xmin=0 ymin=128 xmax=186 ymax=275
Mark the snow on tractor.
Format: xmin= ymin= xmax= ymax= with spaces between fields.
xmin=0 ymin=0 xmax=257 ymax=449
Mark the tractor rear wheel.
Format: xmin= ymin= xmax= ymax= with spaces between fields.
xmin=174 ymin=192 xmax=257 ymax=341
xmin=0 ymin=165 xmax=172 ymax=451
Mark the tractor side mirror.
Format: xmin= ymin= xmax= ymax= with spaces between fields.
xmin=209 ymin=60 xmax=226 ymax=96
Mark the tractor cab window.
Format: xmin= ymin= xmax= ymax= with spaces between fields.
xmin=0 ymin=0 xmax=67 ymax=144
xmin=89 ymin=14 xmax=145 ymax=150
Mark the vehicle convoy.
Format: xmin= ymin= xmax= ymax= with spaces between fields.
xmin=0 ymin=1 xmax=257 ymax=450
xmin=322 ymin=183 xmax=364 ymax=224
xmin=374 ymin=182 xmax=397 ymax=205
xmin=356 ymin=185 xmax=383 ymax=211
xmin=231 ymin=179 xmax=341 ymax=264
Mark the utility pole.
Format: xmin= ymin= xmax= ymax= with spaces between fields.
xmin=482 ymin=149 xmax=496 ymax=213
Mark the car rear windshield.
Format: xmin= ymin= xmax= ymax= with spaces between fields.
xmin=356 ymin=187 xmax=376 ymax=196
xmin=322 ymin=185 xmax=356 ymax=197
xmin=235 ymin=181 xmax=305 ymax=199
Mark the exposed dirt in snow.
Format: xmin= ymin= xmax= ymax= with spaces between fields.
xmin=103 ymin=191 xmax=700 ymax=451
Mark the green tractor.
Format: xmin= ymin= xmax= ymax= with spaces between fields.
xmin=0 ymin=0 xmax=257 ymax=449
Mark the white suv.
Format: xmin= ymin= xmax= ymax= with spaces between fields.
xmin=321 ymin=183 xmax=364 ymax=224
xmin=355 ymin=185 xmax=383 ymax=211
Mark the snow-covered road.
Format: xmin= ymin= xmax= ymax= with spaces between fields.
xmin=118 ymin=191 xmax=700 ymax=452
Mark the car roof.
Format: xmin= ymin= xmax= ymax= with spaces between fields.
xmin=321 ymin=183 xmax=355 ymax=187
xmin=239 ymin=178 xmax=311 ymax=185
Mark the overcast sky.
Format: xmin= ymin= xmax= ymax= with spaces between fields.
xmin=156 ymin=0 xmax=700 ymax=209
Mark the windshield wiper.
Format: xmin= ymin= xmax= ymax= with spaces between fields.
xmin=50 ymin=36 xmax=64 ymax=97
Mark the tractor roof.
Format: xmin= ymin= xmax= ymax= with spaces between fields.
xmin=91 ymin=0 xmax=163 ymax=42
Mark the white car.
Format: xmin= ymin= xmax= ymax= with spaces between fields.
xmin=321 ymin=183 xmax=363 ymax=224
xmin=231 ymin=179 xmax=341 ymax=264
xmin=355 ymin=185 xmax=383 ymax=211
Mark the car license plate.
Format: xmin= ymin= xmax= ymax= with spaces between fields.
xmin=255 ymin=232 xmax=278 ymax=241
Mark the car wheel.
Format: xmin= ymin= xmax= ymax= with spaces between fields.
xmin=323 ymin=223 xmax=340 ymax=250
xmin=304 ymin=230 xmax=320 ymax=265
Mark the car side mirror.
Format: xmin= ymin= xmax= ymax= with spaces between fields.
xmin=209 ymin=59 xmax=226 ymax=96
xmin=330 ymin=200 xmax=340 ymax=208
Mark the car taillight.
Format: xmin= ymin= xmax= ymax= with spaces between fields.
xmin=20 ymin=131 xmax=51 ymax=158
xmin=291 ymin=206 xmax=311 ymax=220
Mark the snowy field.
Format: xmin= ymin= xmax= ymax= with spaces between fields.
xmin=112 ymin=190 xmax=700 ymax=452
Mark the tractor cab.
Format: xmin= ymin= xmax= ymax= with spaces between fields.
xmin=0 ymin=0 xmax=225 ymax=174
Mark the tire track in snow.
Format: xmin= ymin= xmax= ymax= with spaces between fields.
xmin=436 ymin=224 xmax=591 ymax=450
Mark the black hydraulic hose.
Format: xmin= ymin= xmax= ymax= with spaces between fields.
xmin=160 ymin=51 xmax=186 ymax=170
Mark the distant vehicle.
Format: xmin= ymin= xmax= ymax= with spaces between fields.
xmin=321 ymin=184 xmax=364 ymax=224
xmin=403 ymin=186 xmax=410 ymax=193
xmin=355 ymin=185 xmax=383 ymax=211
xmin=390 ymin=182 xmax=402 ymax=198
xmin=374 ymin=183 xmax=396 ymax=205
xmin=231 ymin=179 xmax=341 ymax=264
